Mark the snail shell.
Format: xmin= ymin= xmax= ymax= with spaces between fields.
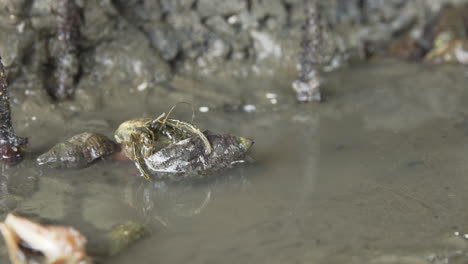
xmin=37 ymin=132 xmax=119 ymax=169
xmin=143 ymin=131 xmax=254 ymax=181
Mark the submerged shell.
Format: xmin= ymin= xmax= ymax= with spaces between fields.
xmin=107 ymin=221 xmax=148 ymax=256
xmin=143 ymin=131 xmax=253 ymax=181
xmin=37 ymin=132 xmax=119 ymax=169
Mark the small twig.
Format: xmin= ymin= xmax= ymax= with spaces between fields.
xmin=292 ymin=0 xmax=323 ymax=102
xmin=153 ymin=215 xmax=169 ymax=227
xmin=0 ymin=56 xmax=27 ymax=165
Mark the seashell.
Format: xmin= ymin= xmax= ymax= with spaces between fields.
xmin=143 ymin=131 xmax=253 ymax=181
xmin=37 ymin=132 xmax=119 ymax=169
xmin=0 ymin=213 xmax=91 ymax=264
xmin=107 ymin=221 xmax=148 ymax=256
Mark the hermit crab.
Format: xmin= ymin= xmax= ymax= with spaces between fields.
xmin=35 ymin=104 xmax=252 ymax=180
xmin=114 ymin=105 xmax=212 ymax=179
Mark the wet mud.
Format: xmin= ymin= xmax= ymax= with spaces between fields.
xmin=0 ymin=60 xmax=467 ymax=263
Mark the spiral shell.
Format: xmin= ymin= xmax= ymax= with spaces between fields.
xmin=144 ymin=131 xmax=253 ymax=181
xmin=37 ymin=132 xmax=119 ymax=168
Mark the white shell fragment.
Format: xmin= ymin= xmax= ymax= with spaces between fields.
xmin=0 ymin=214 xmax=91 ymax=264
xmin=243 ymin=104 xmax=256 ymax=113
xmin=199 ymin=106 xmax=210 ymax=113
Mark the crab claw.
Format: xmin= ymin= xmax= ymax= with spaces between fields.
xmin=0 ymin=214 xmax=91 ymax=264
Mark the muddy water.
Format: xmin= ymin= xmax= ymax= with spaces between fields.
xmin=2 ymin=60 xmax=468 ymax=263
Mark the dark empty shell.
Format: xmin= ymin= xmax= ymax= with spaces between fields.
xmin=37 ymin=132 xmax=119 ymax=169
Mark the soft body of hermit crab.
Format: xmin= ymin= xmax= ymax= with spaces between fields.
xmin=114 ymin=111 xmax=212 ymax=179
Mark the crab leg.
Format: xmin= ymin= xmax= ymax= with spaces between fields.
xmin=131 ymin=134 xmax=153 ymax=180
xmin=144 ymin=113 xmax=166 ymax=130
xmin=164 ymin=119 xmax=212 ymax=154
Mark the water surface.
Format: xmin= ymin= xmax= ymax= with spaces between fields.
xmin=2 ymin=60 xmax=468 ymax=264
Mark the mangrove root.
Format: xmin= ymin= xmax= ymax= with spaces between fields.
xmin=51 ymin=0 xmax=81 ymax=101
xmin=292 ymin=0 xmax=323 ymax=102
xmin=0 ymin=56 xmax=27 ymax=165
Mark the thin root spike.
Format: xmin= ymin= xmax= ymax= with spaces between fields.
xmin=146 ymin=113 xmax=166 ymax=131
xmin=174 ymin=101 xmax=196 ymax=123
xmin=154 ymin=103 xmax=211 ymax=153
xmin=166 ymin=119 xmax=212 ymax=154
xmin=163 ymin=102 xmax=196 ymax=125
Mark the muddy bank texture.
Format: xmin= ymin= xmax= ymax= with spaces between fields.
xmin=0 ymin=0 xmax=466 ymax=111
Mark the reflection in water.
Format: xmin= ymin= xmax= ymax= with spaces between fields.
xmin=0 ymin=161 xmax=40 ymax=216
xmin=124 ymin=172 xmax=253 ymax=227
xmin=292 ymin=110 xmax=320 ymax=199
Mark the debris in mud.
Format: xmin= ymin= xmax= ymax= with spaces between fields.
xmin=198 ymin=106 xmax=210 ymax=113
xmin=423 ymin=4 xmax=468 ymax=64
xmin=142 ymin=130 xmax=253 ymax=182
xmin=387 ymin=38 xmax=427 ymax=61
xmin=107 ymin=221 xmax=148 ymax=256
xmin=242 ymin=104 xmax=256 ymax=113
xmin=49 ymin=0 xmax=82 ymax=100
xmin=265 ymin=93 xmax=278 ymax=105
xmin=0 ymin=56 xmax=28 ymax=166
xmin=425 ymin=39 xmax=468 ymax=64
xmin=0 ymin=213 xmax=91 ymax=264
xmin=292 ymin=0 xmax=323 ymax=103
xmin=37 ymin=132 xmax=119 ymax=169
xmin=223 ymin=103 xmax=258 ymax=113
xmin=376 ymin=4 xmax=468 ymax=64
